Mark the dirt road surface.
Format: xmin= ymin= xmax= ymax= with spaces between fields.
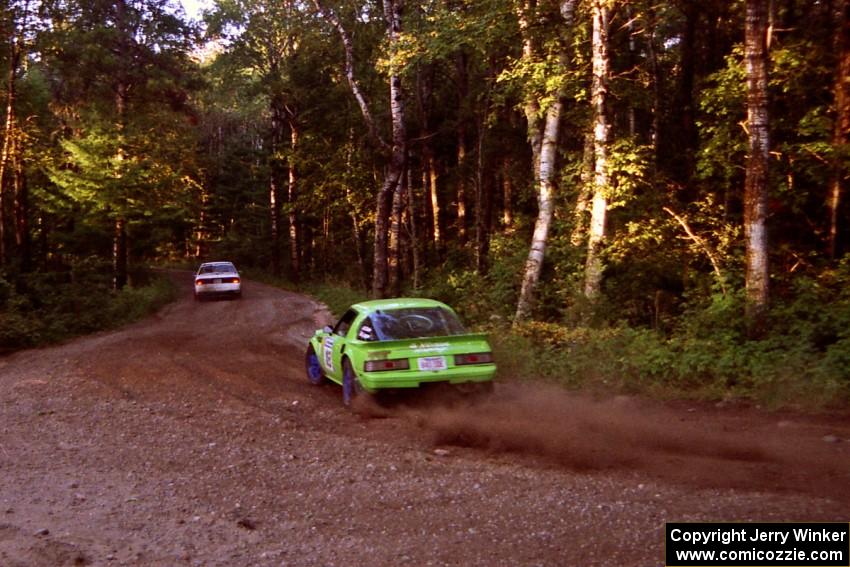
xmin=1 ymin=272 xmax=849 ymax=566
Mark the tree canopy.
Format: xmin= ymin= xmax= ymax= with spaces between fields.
xmin=1 ymin=0 xmax=849 ymax=398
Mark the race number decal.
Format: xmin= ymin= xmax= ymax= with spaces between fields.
xmin=323 ymin=336 xmax=335 ymax=372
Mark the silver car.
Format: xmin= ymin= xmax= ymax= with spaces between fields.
xmin=194 ymin=262 xmax=242 ymax=300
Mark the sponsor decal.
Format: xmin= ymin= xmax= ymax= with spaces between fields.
xmin=410 ymin=342 xmax=450 ymax=353
xmin=322 ymin=336 xmax=335 ymax=372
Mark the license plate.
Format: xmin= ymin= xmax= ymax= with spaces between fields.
xmin=417 ymin=356 xmax=447 ymax=371
xmin=214 ymin=278 xmax=221 ymax=283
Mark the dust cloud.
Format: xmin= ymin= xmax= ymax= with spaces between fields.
xmin=382 ymin=383 xmax=850 ymax=499
xmin=410 ymin=384 xmax=764 ymax=468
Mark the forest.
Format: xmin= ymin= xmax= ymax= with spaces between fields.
xmin=0 ymin=0 xmax=848 ymax=405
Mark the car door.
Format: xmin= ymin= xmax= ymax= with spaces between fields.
xmin=320 ymin=309 xmax=358 ymax=381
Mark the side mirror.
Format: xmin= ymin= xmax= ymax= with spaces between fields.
xmin=322 ymin=326 xmax=333 ymax=334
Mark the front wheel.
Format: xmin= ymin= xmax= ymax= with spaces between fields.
xmin=305 ymin=345 xmax=326 ymax=386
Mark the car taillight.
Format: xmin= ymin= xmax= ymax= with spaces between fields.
xmin=454 ymin=352 xmax=494 ymax=365
xmin=231 ymin=278 xmax=240 ymax=284
xmin=364 ymin=359 xmax=410 ymax=372
xmin=195 ymin=279 xmax=204 ymax=285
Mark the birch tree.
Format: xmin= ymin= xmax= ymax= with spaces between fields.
xmin=312 ymin=0 xmax=407 ymax=298
xmin=514 ymin=0 xmax=577 ymax=323
xmin=583 ymin=0 xmax=611 ymax=300
xmin=744 ymin=0 xmax=770 ymax=328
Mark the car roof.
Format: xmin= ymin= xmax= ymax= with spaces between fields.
xmin=350 ymin=297 xmax=451 ymax=313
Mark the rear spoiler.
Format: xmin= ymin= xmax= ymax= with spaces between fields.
xmin=355 ymin=333 xmax=491 ymax=351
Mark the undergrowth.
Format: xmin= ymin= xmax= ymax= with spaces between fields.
xmin=0 ymin=261 xmax=176 ymax=353
xmin=303 ymin=270 xmax=850 ymax=410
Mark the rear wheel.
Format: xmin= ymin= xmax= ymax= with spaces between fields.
xmin=305 ymin=345 xmax=326 ymax=385
xmin=342 ymin=358 xmax=370 ymax=407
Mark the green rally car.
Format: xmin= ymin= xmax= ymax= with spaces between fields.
xmin=305 ymin=298 xmax=496 ymax=405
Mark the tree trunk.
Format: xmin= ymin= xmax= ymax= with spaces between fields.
xmin=514 ymin=0 xmax=577 ymax=322
xmin=427 ymin=149 xmax=442 ymax=257
xmin=407 ymin=165 xmax=421 ymax=290
xmin=311 ymin=0 xmax=388 ymax=151
xmin=113 ymin=217 xmax=127 ymax=291
xmin=502 ymin=158 xmax=513 ymax=228
xmin=419 ymin=160 xmax=433 ymax=248
xmin=455 ymin=52 xmax=470 ymax=246
xmin=675 ymin=0 xmax=698 ymax=184
xmin=626 ymin=4 xmax=637 ymax=138
xmin=475 ymin=111 xmax=490 ymax=274
xmin=373 ymin=0 xmax=407 ymax=298
xmin=744 ymin=0 xmax=771 ymax=329
xmin=350 ymin=210 xmax=368 ymax=291
xmin=829 ymin=0 xmax=849 ymax=260
xmin=112 ymin=0 xmax=129 ymax=291
xmin=269 ymin=96 xmax=285 ymax=278
xmin=584 ymin=0 xmax=611 ymax=300
xmin=314 ymin=0 xmax=405 ymax=297
xmin=456 ymin=128 xmax=468 ymax=245
xmin=570 ymin=131 xmax=594 ymax=246
xmin=515 ymin=102 xmax=563 ymax=321
xmin=388 ymin=172 xmax=404 ymax=297
xmin=414 ymin=63 xmax=436 ymax=261
xmin=0 ymin=35 xmax=21 ymax=267
xmin=646 ymin=4 xmax=661 ymax=162
xmin=288 ymin=119 xmax=300 ymax=281
xmin=12 ymin=141 xmax=29 ymax=271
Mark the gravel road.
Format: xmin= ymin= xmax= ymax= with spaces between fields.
xmin=1 ymin=271 xmax=848 ymax=566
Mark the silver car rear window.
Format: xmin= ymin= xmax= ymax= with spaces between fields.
xmin=200 ymin=264 xmax=236 ymax=274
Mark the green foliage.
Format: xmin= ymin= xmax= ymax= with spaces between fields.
xmin=305 ymin=282 xmax=368 ymax=318
xmin=415 ymin=233 xmax=527 ymax=324
xmin=0 ymin=264 xmax=176 ymax=353
xmin=696 ymin=47 xmax=747 ymax=187
xmin=496 ymin=272 xmax=850 ymax=408
xmin=605 ymin=139 xmax=653 ymax=209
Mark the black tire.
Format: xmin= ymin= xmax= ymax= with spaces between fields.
xmin=305 ymin=345 xmax=326 ymax=386
xmin=342 ymin=357 xmax=370 ymax=407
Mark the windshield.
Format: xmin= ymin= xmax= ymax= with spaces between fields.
xmin=200 ymin=263 xmax=236 ymax=274
xmin=370 ymin=307 xmax=466 ymax=340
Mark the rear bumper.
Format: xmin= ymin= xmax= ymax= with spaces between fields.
xmin=358 ymin=364 xmax=496 ymax=391
xmin=195 ymin=283 xmax=241 ymax=296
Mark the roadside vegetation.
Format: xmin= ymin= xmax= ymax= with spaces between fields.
xmin=0 ymin=264 xmax=176 ymax=353
xmin=307 ymin=264 xmax=850 ymax=409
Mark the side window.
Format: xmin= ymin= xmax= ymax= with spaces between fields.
xmin=333 ymin=309 xmax=358 ymax=337
xmin=356 ymin=317 xmax=377 ymax=341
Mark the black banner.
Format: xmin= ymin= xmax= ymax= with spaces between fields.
xmin=665 ymin=523 xmax=850 ymax=566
